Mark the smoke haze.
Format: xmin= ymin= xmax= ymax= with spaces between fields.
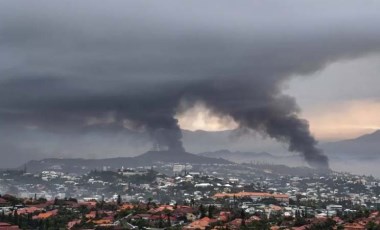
xmin=1 ymin=1 xmax=380 ymax=169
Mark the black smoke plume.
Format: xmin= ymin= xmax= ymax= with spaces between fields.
xmin=182 ymin=79 xmax=329 ymax=169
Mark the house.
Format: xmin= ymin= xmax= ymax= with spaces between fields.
xmin=183 ymin=217 xmax=216 ymax=230
xmin=293 ymin=225 xmax=309 ymax=230
xmin=131 ymin=214 xmax=152 ymax=221
xmin=93 ymin=218 xmax=113 ymax=225
xmin=148 ymin=214 xmax=177 ymax=225
xmin=226 ymin=218 xmax=243 ymax=230
xmin=119 ymin=203 xmax=134 ymax=211
xmin=217 ymin=211 xmax=231 ymax=222
xmin=33 ymin=209 xmax=58 ymax=220
xmin=0 ymin=222 xmax=21 ymax=230
xmin=213 ymin=192 xmax=289 ymax=203
xmin=343 ymin=223 xmax=366 ymax=230
xmin=16 ymin=207 xmax=41 ymax=215
xmin=246 ymin=215 xmax=261 ymax=224
xmin=78 ymin=201 xmax=97 ymax=209
xmin=67 ymin=220 xmax=81 ymax=230
xmin=148 ymin=205 xmax=174 ymax=213
xmin=172 ymin=205 xmax=193 ymax=216
xmin=28 ymin=201 xmax=54 ymax=209
xmin=85 ymin=211 xmax=97 ymax=219
xmin=0 ymin=198 xmax=10 ymax=207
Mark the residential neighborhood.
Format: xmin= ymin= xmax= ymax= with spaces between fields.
xmin=1 ymin=162 xmax=380 ymax=229
xmin=2 ymin=0 xmax=380 ymax=229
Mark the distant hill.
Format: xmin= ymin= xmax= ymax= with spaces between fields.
xmin=199 ymin=149 xmax=305 ymax=167
xmin=199 ymin=149 xmax=275 ymax=162
xmin=19 ymin=130 xmax=380 ymax=176
xmin=322 ymin=130 xmax=380 ymax=160
xmin=24 ymin=150 xmax=231 ymax=174
xmin=133 ymin=150 xmax=229 ymax=164
xmin=182 ymin=129 xmax=285 ymax=154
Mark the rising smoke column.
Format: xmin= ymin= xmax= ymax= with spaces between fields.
xmin=0 ymin=78 xmax=185 ymax=152
xmin=183 ymin=78 xmax=329 ymax=169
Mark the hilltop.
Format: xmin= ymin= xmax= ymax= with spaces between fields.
xmin=23 ymin=150 xmax=231 ymax=174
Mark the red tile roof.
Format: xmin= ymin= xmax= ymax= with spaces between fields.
xmin=183 ymin=217 xmax=217 ymax=230
xmin=0 ymin=222 xmax=21 ymax=230
xmin=32 ymin=209 xmax=58 ymax=220
xmin=0 ymin=198 xmax=9 ymax=204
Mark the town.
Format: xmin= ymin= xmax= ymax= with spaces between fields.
xmin=1 ymin=162 xmax=380 ymax=229
xmin=2 ymin=0 xmax=380 ymax=229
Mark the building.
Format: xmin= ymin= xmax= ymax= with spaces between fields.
xmin=326 ymin=204 xmax=343 ymax=211
xmin=173 ymin=164 xmax=186 ymax=173
xmin=0 ymin=222 xmax=20 ymax=230
xmin=0 ymin=198 xmax=10 ymax=207
xmin=213 ymin=192 xmax=289 ymax=203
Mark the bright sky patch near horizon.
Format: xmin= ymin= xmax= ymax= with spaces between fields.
xmin=178 ymin=55 xmax=380 ymax=141
xmin=288 ymin=54 xmax=380 ymax=141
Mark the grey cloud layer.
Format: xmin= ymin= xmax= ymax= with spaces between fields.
xmin=1 ymin=0 xmax=380 ymax=168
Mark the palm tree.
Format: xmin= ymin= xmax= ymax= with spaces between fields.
xmin=165 ymin=210 xmax=172 ymax=227
xmin=147 ymin=197 xmax=153 ymax=210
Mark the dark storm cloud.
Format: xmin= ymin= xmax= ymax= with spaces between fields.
xmin=1 ymin=0 xmax=380 ymax=168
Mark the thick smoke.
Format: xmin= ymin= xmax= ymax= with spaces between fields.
xmin=1 ymin=1 xmax=380 ymax=169
xmin=182 ymin=80 xmax=329 ymax=169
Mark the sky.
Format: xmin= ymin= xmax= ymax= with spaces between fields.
xmin=1 ymin=0 xmax=380 ymax=169
xmin=287 ymin=54 xmax=380 ymax=141
xmin=179 ymin=54 xmax=380 ymax=141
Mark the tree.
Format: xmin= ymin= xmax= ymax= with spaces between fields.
xmin=165 ymin=209 xmax=172 ymax=227
xmin=44 ymin=219 xmax=50 ymax=230
xmin=296 ymin=194 xmax=302 ymax=207
xmin=117 ymin=194 xmax=122 ymax=206
xmin=54 ymin=197 xmax=59 ymax=205
xmin=366 ymin=221 xmax=380 ymax=230
xmin=158 ymin=216 xmax=164 ymax=228
xmin=13 ymin=210 xmax=19 ymax=226
xmin=294 ymin=210 xmax=306 ymax=227
xmin=199 ymin=205 xmax=206 ymax=218
xmin=337 ymin=225 xmax=344 ymax=230
xmin=147 ymin=197 xmax=153 ymax=210
xmin=26 ymin=213 xmax=32 ymax=227
xmin=38 ymin=197 xmax=47 ymax=203
xmin=306 ymin=218 xmax=336 ymax=230
xmin=208 ymin=205 xmax=215 ymax=218
xmin=7 ymin=213 xmax=12 ymax=223
xmin=190 ymin=198 xmax=195 ymax=207
xmin=240 ymin=209 xmax=246 ymax=227
xmin=0 ymin=211 xmax=5 ymax=222
xmin=245 ymin=219 xmax=270 ymax=230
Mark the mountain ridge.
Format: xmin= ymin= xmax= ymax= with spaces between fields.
xmin=322 ymin=129 xmax=380 ymax=159
xmin=23 ymin=150 xmax=231 ymax=174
